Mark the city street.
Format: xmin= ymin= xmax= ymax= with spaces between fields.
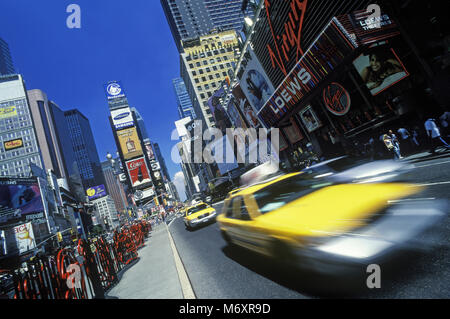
xmin=168 ymin=154 xmax=450 ymax=298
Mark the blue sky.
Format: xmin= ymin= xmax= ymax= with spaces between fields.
xmin=0 ymin=0 xmax=186 ymax=198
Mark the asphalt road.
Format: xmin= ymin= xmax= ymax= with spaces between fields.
xmin=169 ymin=153 xmax=450 ymax=298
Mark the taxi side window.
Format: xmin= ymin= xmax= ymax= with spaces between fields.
xmin=239 ymin=198 xmax=251 ymax=221
xmin=224 ymin=200 xmax=234 ymax=218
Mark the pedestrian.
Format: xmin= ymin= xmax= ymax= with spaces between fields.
xmin=440 ymin=111 xmax=450 ymax=138
xmin=411 ymin=126 xmax=421 ymax=148
xmin=383 ymin=133 xmax=401 ymax=160
xmin=424 ymin=118 xmax=450 ymax=154
xmin=388 ymin=130 xmax=403 ymax=159
xmin=367 ymin=137 xmax=375 ymax=160
xmin=397 ymin=126 xmax=415 ymax=155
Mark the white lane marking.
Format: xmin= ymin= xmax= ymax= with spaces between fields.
xmin=388 ymin=198 xmax=435 ymax=203
xmin=165 ymin=223 xmax=196 ymax=299
xmin=416 ymin=181 xmax=450 ymax=187
xmin=414 ymin=160 xmax=450 ymax=169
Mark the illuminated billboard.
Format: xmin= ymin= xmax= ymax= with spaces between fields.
xmin=0 ymin=105 xmax=17 ymax=119
xmin=0 ymin=178 xmax=44 ymax=225
xmin=4 ymin=138 xmax=23 ymax=151
xmin=116 ymin=127 xmax=143 ymax=160
xmin=353 ymin=45 xmax=409 ymax=96
xmin=111 ymin=107 xmax=134 ymax=130
xmin=86 ymin=185 xmax=107 ymax=200
xmin=125 ymin=157 xmax=152 ymax=189
xmin=105 ymin=81 xmax=126 ymax=100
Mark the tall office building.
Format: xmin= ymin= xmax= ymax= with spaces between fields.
xmin=173 ymin=78 xmax=196 ymax=120
xmin=27 ymin=90 xmax=68 ymax=180
xmin=161 ymin=0 xmax=251 ymax=53
xmin=180 ymin=29 xmax=240 ymax=129
xmin=101 ymin=159 xmax=128 ymax=214
xmin=152 ymin=142 xmax=171 ymax=183
xmin=0 ymin=37 xmax=15 ymax=76
xmin=64 ymin=109 xmax=106 ymax=192
xmin=0 ymin=74 xmax=44 ymax=177
xmin=131 ymin=107 xmax=149 ymax=141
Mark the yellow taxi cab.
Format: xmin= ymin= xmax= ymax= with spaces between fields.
xmin=216 ymin=171 xmax=444 ymax=275
xmin=184 ymin=202 xmax=217 ymax=230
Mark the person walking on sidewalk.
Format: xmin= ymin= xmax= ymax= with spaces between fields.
xmin=397 ymin=127 xmax=415 ymax=155
xmin=388 ymin=130 xmax=403 ymax=159
xmin=383 ymin=133 xmax=401 ymax=160
xmin=424 ymin=118 xmax=450 ymax=154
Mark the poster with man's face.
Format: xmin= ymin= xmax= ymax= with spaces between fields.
xmin=239 ymin=47 xmax=275 ymax=113
xmin=353 ymin=45 xmax=409 ymax=96
xmin=232 ymin=84 xmax=262 ymax=128
xmin=299 ymin=105 xmax=321 ymax=133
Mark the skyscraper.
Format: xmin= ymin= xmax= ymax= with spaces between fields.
xmin=101 ymin=159 xmax=128 ymax=214
xmin=173 ymin=78 xmax=196 ymax=120
xmin=64 ymin=109 xmax=106 ymax=192
xmin=180 ymin=29 xmax=240 ymax=129
xmin=27 ymin=90 xmax=68 ymax=180
xmin=0 ymin=37 xmax=15 ymax=76
xmin=0 ymin=74 xmax=44 ymax=178
xmin=152 ymin=142 xmax=171 ymax=183
xmin=161 ymin=0 xmax=252 ymax=53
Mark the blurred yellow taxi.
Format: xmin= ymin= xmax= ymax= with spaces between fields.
xmin=184 ymin=202 xmax=217 ymax=230
xmin=217 ymin=172 xmax=444 ymax=275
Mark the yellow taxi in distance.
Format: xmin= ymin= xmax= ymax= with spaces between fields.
xmin=216 ymin=171 xmax=443 ymax=275
xmin=184 ymin=202 xmax=217 ymax=230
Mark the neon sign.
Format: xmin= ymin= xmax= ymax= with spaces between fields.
xmin=323 ymin=82 xmax=351 ymax=116
xmin=265 ymin=0 xmax=309 ymax=76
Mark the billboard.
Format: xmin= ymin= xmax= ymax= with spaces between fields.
xmin=298 ymin=105 xmax=321 ymax=132
xmin=86 ymin=185 xmax=107 ymax=200
xmin=0 ymin=105 xmax=17 ymax=119
xmin=126 ymin=157 xmax=152 ymax=188
xmin=116 ymin=127 xmax=143 ymax=160
xmin=0 ymin=178 xmax=44 ymax=225
xmin=144 ymin=141 xmax=155 ymax=161
xmin=3 ymin=138 xmax=23 ymax=151
xmin=208 ymin=87 xmax=231 ymax=132
xmin=111 ymin=107 xmax=134 ymax=130
xmin=238 ymin=46 xmax=276 ymax=113
xmin=105 ymin=81 xmax=126 ymax=100
xmin=14 ymin=222 xmax=36 ymax=254
xmin=232 ymin=84 xmax=262 ymax=128
xmin=353 ymin=45 xmax=409 ymax=96
xmin=226 ymin=96 xmax=249 ymax=129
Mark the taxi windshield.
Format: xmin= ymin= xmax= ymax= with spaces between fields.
xmin=253 ymin=174 xmax=332 ymax=215
xmin=187 ymin=204 xmax=208 ymax=215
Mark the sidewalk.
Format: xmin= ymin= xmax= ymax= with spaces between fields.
xmin=402 ymin=148 xmax=450 ymax=163
xmin=106 ymin=222 xmax=184 ymax=299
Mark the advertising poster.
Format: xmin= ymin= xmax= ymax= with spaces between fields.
xmin=0 ymin=230 xmax=6 ymax=256
xmin=227 ymin=96 xmax=249 ymax=130
xmin=144 ymin=141 xmax=155 ymax=161
xmin=126 ymin=157 xmax=152 ymax=188
xmin=14 ymin=222 xmax=36 ymax=254
xmin=208 ymin=87 xmax=231 ymax=132
xmin=232 ymin=84 xmax=262 ymax=129
xmin=105 ymin=81 xmax=126 ymax=100
xmin=111 ymin=107 xmax=134 ymax=130
xmin=0 ymin=105 xmax=17 ymax=119
xmin=116 ymin=127 xmax=143 ymax=160
xmin=86 ymin=185 xmax=107 ymax=200
xmin=299 ymin=105 xmax=321 ymax=132
xmin=4 ymin=138 xmax=23 ymax=151
xmin=238 ymin=46 xmax=276 ymax=113
xmin=0 ymin=178 xmax=44 ymax=225
xmin=353 ymin=45 xmax=409 ymax=96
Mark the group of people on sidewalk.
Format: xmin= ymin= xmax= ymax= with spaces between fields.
xmin=379 ymin=113 xmax=450 ymax=160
